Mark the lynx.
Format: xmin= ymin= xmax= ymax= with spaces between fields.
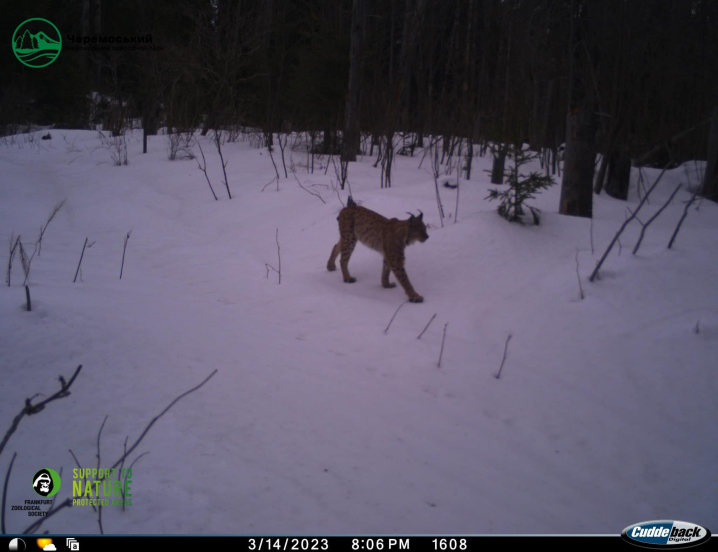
xmin=327 ymin=197 xmax=429 ymax=302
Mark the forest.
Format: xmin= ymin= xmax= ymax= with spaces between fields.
xmin=2 ymin=0 xmax=718 ymax=207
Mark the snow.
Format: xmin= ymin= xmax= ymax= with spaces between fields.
xmin=1 ymin=130 xmax=716 ymax=535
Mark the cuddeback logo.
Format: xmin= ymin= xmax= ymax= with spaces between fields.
xmin=622 ymin=520 xmax=712 ymax=549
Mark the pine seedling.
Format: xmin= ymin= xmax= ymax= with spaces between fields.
xmin=486 ymin=145 xmax=554 ymax=225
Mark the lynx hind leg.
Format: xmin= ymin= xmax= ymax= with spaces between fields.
xmin=327 ymin=242 xmax=341 ymax=271
xmin=382 ymin=259 xmax=396 ymax=288
xmin=340 ymin=237 xmax=357 ymax=283
xmin=389 ymin=260 xmax=423 ymax=303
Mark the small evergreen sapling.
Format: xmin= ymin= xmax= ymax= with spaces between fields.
xmin=485 ymin=145 xmax=555 ymax=224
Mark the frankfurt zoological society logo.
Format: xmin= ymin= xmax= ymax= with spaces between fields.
xmin=12 ymin=18 xmax=62 ymax=68
xmin=32 ymin=469 xmax=61 ymax=497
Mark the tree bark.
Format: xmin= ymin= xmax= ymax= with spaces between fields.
xmin=342 ymin=0 xmax=366 ymax=162
xmin=559 ymin=101 xmax=596 ymax=217
xmin=93 ymin=0 xmax=102 ymax=85
xmin=491 ymin=147 xmax=507 ymax=184
xmin=605 ymin=147 xmax=631 ymax=200
xmin=81 ymin=0 xmax=90 ymax=70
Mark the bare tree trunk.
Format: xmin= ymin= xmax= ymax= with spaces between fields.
xmin=605 ymin=147 xmax=631 ymax=200
xmin=529 ymin=80 xmax=542 ymax=151
xmin=263 ymin=0 xmax=275 ymax=148
xmin=342 ymin=0 xmax=366 ymax=163
xmin=700 ymin=107 xmax=718 ymax=201
xmin=594 ymin=113 xmax=626 ymax=194
xmin=381 ymin=0 xmax=429 ymax=188
xmin=81 ymin=0 xmax=90 ymax=70
xmin=93 ymin=0 xmax=102 ymax=85
xmin=491 ymin=147 xmax=507 ymax=184
xmin=560 ymin=101 xmax=596 ymax=217
xmin=541 ymin=79 xmax=555 ymax=152
xmin=559 ymin=0 xmax=595 ymax=218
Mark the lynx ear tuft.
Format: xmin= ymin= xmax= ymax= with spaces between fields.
xmin=406 ymin=212 xmax=415 ymax=220
xmin=417 ymin=210 xmax=423 ymax=220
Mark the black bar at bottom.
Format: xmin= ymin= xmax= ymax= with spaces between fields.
xmin=4 ymin=535 xmax=642 ymax=552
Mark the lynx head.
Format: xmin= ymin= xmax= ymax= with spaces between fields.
xmin=406 ymin=210 xmax=429 ymax=244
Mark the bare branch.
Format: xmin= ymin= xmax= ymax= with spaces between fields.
xmin=68 ymin=448 xmax=95 ymax=513
xmin=120 ymin=230 xmax=132 ymax=279
xmin=122 ymin=451 xmax=148 ymax=511
xmin=37 ymin=199 xmax=66 ymax=257
xmin=437 ymin=323 xmax=449 ymax=368
xmin=104 ymin=369 xmax=218 ymax=474
xmin=384 ymin=301 xmax=409 ymax=334
xmin=632 ymin=184 xmax=681 ymax=255
xmin=21 ymin=498 xmax=72 ymax=535
xmin=195 ymin=141 xmax=218 ymax=201
xmin=264 ymin=229 xmax=281 ymax=284
xmin=589 ymin=166 xmax=668 ymax=282
xmin=668 ymin=186 xmax=700 ymax=249
xmin=73 ymin=238 xmax=89 ymax=283
xmin=417 ymin=313 xmax=437 ymax=340
xmin=635 ymin=118 xmax=712 ymax=167
xmin=2 ymin=452 xmax=17 ymax=534
xmin=6 ymin=235 xmax=20 ymax=287
xmin=0 ymin=366 xmax=82 ymax=459
xmin=495 ymin=334 xmax=512 ymax=379
xmin=212 ymin=131 xmax=232 ymax=199
xmin=292 ymin=172 xmax=326 ymax=203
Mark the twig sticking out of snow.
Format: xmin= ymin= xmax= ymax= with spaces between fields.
xmin=0 ymin=365 xmax=83 ymax=459
xmin=6 ymin=234 xmax=19 ymax=287
xmin=589 ymin=166 xmax=668 ymax=282
xmin=264 ymin=229 xmax=281 ymax=284
xmin=417 ymin=313 xmax=437 ymax=340
xmin=95 ymin=415 xmax=108 ymax=534
xmin=20 ymin=368 xmax=217 ymax=534
xmin=667 ymin=186 xmax=700 ymax=249
xmin=1 ymin=452 xmax=16 ymax=534
xmin=73 ymin=238 xmax=89 ymax=283
xmin=37 ymin=199 xmax=66 ymax=257
xmin=195 ymin=140 xmax=218 ymax=201
xmin=292 ymin=172 xmax=326 ymax=203
xmin=68 ymin=447 xmax=95 ymax=513
xmin=120 ymin=230 xmax=132 ymax=279
xmin=632 ymin=184 xmax=681 ymax=255
xmin=437 ymin=323 xmax=449 ymax=368
xmin=384 ymin=300 xmax=409 ymax=334
xmin=212 ymin=130 xmax=232 ymax=199
xmin=495 ymin=334 xmax=512 ymax=379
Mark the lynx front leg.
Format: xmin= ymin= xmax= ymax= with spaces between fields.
xmin=389 ymin=259 xmax=423 ymax=303
xmin=339 ymin=237 xmax=357 ymax=283
xmin=381 ymin=259 xmax=396 ymax=288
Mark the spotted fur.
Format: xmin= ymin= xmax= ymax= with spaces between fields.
xmin=327 ymin=199 xmax=429 ymax=302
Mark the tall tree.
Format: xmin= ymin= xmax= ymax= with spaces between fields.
xmin=559 ymin=0 xmax=596 ymax=218
xmin=342 ymin=0 xmax=366 ymax=162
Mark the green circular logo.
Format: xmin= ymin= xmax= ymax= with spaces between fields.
xmin=32 ymin=468 xmax=61 ymax=497
xmin=12 ymin=18 xmax=62 ymax=68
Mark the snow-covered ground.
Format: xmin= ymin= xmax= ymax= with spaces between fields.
xmin=1 ymin=130 xmax=716 ymax=535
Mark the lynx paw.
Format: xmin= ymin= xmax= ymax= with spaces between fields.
xmin=409 ymin=295 xmax=424 ymax=303
xmin=327 ymin=263 xmax=336 ymax=271
xmin=344 ymin=277 xmax=357 ymax=283
xmin=383 ymin=282 xmax=397 ymax=289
